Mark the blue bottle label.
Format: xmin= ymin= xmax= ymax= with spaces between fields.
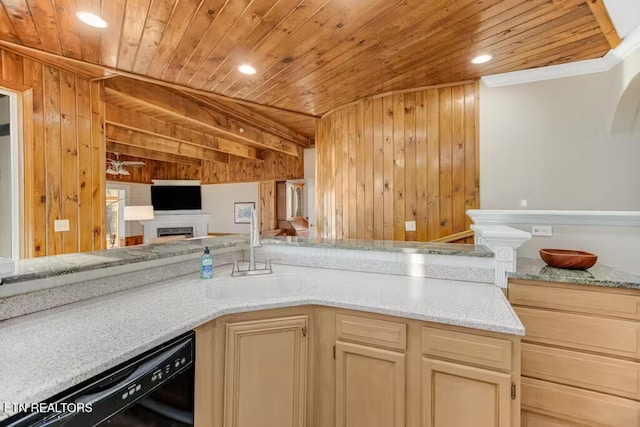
xmin=201 ymin=258 xmax=213 ymax=279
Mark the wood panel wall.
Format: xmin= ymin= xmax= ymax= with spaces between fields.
xmin=109 ymin=151 xmax=303 ymax=185
xmin=107 ymin=154 xmax=201 ymax=184
xmin=316 ymin=82 xmax=479 ymax=241
xmin=258 ymin=181 xmax=277 ymax=232
xmin=0 ymin=49 xmax=105 ymax=257
xmin=201 ymin=151 xmax=303 ymax=184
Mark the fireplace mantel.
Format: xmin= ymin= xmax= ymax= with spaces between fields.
xmin=140 ymin=213 xmax=211 ymax=244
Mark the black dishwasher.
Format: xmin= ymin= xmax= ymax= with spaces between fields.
xmin=1 ymin=331 xmax=195 ymax=427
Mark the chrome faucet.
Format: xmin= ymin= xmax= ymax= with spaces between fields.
xmin=231 ymin=207 xmax=273 ymax=277
xmin=249 ymin=207 xmax=260 ymax=271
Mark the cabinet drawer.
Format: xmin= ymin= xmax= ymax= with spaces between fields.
xmin=522 ymin=377 xmax=640 ymax=427
xmin=336 ymin=314 xmax=406 ymax=350
xmin=515 ymin=307 xmax=640 ymax=359
xmin=522 ymin=343 xmax=640 ymax=400
xmin=421 ymin=327 xmax=512 ymax=370
xmin=510 ymin=281 xmax=640 ymax=320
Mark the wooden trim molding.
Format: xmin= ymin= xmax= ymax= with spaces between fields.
xmin=430 ymin=230 xmax=474 ymax=243
xmin=586 ymin=0 xmax=622 ymax=49
xmin=0 ymin=77 xmax=30 ymax=92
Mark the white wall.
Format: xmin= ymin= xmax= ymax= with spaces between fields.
xmin=0 ymin=96 xmax=11 ymax=258
xmin=107 ymin=181 xmax=260 ymax=236
xmin=480 ymin=69 xmax=639 ymax=210
xmin=128 ymin=183 xmax=151 ymax=236
xmin=480 ymin=46 xmax=640 ymax=273
xmin=304 ymin=147 xmax=315 ymax=180
xmin=201 ymin=182 xmax=258 ymax=234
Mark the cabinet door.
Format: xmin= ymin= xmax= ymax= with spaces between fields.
xmin=422 ymin=358 xmax=511 ymax=427
xmin=335 ymin=341 xmax=406 ymax=427
xmin=224 ymin=316 xmax=308 ymax=427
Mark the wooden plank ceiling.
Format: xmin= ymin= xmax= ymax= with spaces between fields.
xmin=0 ymin=0 xmax=618 ymax=117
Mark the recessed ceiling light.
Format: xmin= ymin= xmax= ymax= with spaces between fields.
xmin=471 ymin=54 xmax=493 ymax=65
xmin=238 ymin=64 xmax=257 ymax=75
xmin=76 ymin=11 xmax=109 ymax=29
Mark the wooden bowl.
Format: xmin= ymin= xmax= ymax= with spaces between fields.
xmin=539 ymin=249 xmax=598 ymax=270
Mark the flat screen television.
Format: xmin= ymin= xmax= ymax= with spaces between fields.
xmin=151 ymin=185 xmax=202 ymax=211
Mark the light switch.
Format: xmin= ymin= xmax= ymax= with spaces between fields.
xmin=405 ymin=221 xmax=416 ymax=232
xmin=54 ymin=219 xmax=70 ymax=232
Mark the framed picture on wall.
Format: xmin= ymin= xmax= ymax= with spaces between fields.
xmin=234 ymin=202 xmax=255 ymax=224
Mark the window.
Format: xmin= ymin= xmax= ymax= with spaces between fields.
xmin=105 ymin=189 xmax=124 ymax=248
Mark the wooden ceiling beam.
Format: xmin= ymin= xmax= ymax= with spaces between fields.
xmin=0 ymin=40 xmax=319 ymax=124
xmin=106 ymin=141 xmax=202 ymax=167
xmin=105 ymin=104 xmax=261 ymax=160
xmin=104 ymin=77 xmax=302 ymax=157
xmin=0 ymin=40 xmax=114 ymax=79
xmin=184 ymin=92 xmax=310 ymax=146
xmin=106 ymin=124 xmax=230 ymax=164
xmin=586 ymin=0 xmax=621 ymax=49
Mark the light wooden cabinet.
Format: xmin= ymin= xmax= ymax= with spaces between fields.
xmin=335 ymin=341 xmax=406 ymax=427
xmin=421 ymin=358 xmax=512 ymax=427
xmin=521 ymin=411 xmax=579 ymax=427
xmin=196 ymin=307 xmax=520 ymax=427
xmin=223 ymin=315 xmax=308 ymax=427
xmin=510 ymin=279 xmax=640 ymax=427
xmin=522 ymin=377 xmax=640 ymax=427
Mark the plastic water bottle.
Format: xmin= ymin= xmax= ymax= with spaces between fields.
xmin=201 ymin=246 xmax=213 ymax=279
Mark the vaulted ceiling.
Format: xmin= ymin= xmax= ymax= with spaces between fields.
xmin=0 ymin=0 xmax=619 ymax=117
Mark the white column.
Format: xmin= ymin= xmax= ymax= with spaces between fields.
xmin=471 ymin=224 xmax=532 ymax=288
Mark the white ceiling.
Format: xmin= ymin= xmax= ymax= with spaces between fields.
xmin=603 ymin=0 xmax=640 ymax=38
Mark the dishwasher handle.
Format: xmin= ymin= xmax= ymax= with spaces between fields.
xmin=76 ymin=341 xmax=189 ymax=405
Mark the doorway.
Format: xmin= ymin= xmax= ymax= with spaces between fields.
xmin=0 ymin=90 xmax=20 ymax=261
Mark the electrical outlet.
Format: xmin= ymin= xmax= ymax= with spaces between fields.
xmin=54 ymin=219 xmax=70 ymax=232
xmin=405 ymin=221 xmax=416 ymax=232
xmin=519 ymin=199 xmax=528 ymax=207
xmin=532 ymin=225 xmax=552 ymax=237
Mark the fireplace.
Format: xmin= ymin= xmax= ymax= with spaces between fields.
xmin=157 ymin=227 xmax=194 ymax=238
xmin=140 ymin=213 xmax=211 ymax=244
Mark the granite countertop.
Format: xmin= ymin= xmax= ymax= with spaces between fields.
xmin=0 ymin=264 xmax=522 ymax=420
xmin=509 ymin=258 xmax=640 ymax=290
xmin=0 ymin=235 xmax=494 ymax=286
xmin=261 ymin=236 xmax=494 ymax=257
xmin=0 ymin=236 xmax=248 ymax=285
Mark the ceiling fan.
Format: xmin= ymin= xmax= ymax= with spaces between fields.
xmin=106 ymin=153 xmax=145 ymax=176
